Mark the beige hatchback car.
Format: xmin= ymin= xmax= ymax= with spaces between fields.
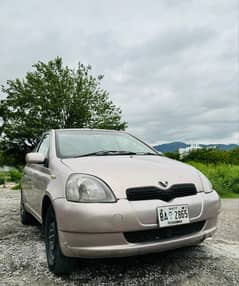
xmin=21 ymin=129 xmax=220 ymax=274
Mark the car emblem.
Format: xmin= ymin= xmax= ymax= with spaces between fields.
xmin=159 ymin=180 xmax=169 ymax=188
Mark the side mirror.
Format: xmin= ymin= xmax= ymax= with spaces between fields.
xmin=26 ymin=152 xmax=45 ymax=164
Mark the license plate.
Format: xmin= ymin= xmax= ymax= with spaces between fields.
xmin=157 ymin=205 xmax=190 ymax=228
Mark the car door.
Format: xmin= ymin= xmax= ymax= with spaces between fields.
xmin=29 ymin=133 xmax=51 ymax=219
xmin=22 ymin=164 xmax=35 ymax=210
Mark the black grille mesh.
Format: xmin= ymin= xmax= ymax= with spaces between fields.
xmin=124 ymin=220 xmax=205 ymax=243
xmin=126 ymin=184 xmax=197 ymax=202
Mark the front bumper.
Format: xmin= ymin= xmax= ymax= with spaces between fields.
xmin=54 ymin=190 xmax=220 ymax=258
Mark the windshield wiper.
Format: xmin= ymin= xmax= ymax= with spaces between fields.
xmin=70 ymin=151 xmax=138 ymax=158
xmin=70 ymin=150 xmax=159 ymax=158
xmin=136 ymin=152 xmax=159 ymax=156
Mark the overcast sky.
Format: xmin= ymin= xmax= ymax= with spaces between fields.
xmin=0 ymin=0 xmax=238 ymax=144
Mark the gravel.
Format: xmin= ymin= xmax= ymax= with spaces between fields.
xmin=0 ymin=187 xmax=239 ymax=286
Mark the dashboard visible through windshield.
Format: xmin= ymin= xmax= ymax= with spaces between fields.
xmin=55 ymin=130 xmax=157 ymax=158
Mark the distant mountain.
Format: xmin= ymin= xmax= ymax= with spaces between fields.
xmin=153 ymin=142 xmax=239 ymax=153
xmin=200 ymin=144 xmax=239 ymax=151
xmin=154 ymin=142 xmax=189 ymax=153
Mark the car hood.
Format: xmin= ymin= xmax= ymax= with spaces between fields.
xmin=61 ymin=155 xmax=202 ymax=198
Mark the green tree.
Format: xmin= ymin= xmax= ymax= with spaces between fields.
xmin=0 ymin=57 xmax=127 ymax=164
xmin=183 ymin=148 xmax=239 ymax=165
xmin=164 ymin=152 xmax=180 ymax=160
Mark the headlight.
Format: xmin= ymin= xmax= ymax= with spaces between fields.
xmin=198 ymin=171 xmax=213 ymax=193
xmin=65 ymin=174 xmax=117 ymax=202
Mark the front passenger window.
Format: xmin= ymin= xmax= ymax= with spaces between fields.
xmin=38 ymin=135 xmax=49 ymax=159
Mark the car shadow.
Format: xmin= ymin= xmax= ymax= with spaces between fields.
xmin=63 ymin=244 xmax=208 ymax=284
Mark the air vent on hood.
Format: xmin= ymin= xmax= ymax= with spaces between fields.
xmin=126 ymin=183 xmax=197 ymax=202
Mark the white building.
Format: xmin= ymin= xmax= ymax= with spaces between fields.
xmin=178 ymin=144 xmax=202 ymax=158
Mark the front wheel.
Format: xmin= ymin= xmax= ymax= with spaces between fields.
xmin=44 ymin=206 xmax=72 ymax=275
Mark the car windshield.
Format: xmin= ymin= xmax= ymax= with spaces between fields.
xmin=55 ymin=130 xmax=158 ymax=158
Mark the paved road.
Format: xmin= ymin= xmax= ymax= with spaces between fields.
xmin=0 ymin=188 xmax=238 ymax=286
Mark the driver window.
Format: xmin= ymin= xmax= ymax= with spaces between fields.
xmin=38 ymin=134 xmax=49 ymax=159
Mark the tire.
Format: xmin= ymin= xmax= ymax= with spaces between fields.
xmin=44 ymin=206 xmax=72 ymax=275
xmin=20 ymin=191 xmax=35 ymax=225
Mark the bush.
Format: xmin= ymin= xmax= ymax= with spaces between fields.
xmin=0 ymin=177 xmax=5 ymax=185
xmin=164 ymin=152 xmax=180 ymax=160
xmin=230 ymin=178 xmax=239 ymax=194
xmin=9 ymin=169 xmax=22 ymax=183
xmin=187 ymin=161 xmax=239 ymax=197
xmin=183 ymin=148 xmax=239 ymax=165
xmin=11 ymin=183 xmax=21 ymax=190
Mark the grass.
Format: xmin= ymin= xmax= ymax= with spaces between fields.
xmin=187 ymin=161 xmax=239 ymax=198
xmin=221 ymin=192 xmax=239 ymax=198
xmin=0 ymin=169 xmax=22 ymax=189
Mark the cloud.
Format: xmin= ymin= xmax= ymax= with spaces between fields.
xmin=0 ymin=0 xmax=238 ymax=144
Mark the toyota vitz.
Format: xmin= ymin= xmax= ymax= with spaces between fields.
xmin=21 ymin=129 xmax=220 ymax=274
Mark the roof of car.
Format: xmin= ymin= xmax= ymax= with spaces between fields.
xmin=53 ymin=128 xmax=125 ymax=132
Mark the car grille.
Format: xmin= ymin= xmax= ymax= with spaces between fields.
xmin=126 ymin=184 xmax=197 ymax=202
xmin=124 ymin=221 xmax=205 ymax=243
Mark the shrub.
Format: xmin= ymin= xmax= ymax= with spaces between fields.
xmin=183 ymin=148 xmax=239 ymax=165
xmin=0 ymin=177 xmax=5 ymax=185
xmin=164 ymin=152 xmax=180 ymax=160
xmin=11 ymin=183 xmax=21 ymax=190
xmin=230 ymin=178 xmax=239 ymax=194
xmin=9 ymin=169 xmax=22 ymax=183
xmin=187 ymin=161 xmax=239 ymax=197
